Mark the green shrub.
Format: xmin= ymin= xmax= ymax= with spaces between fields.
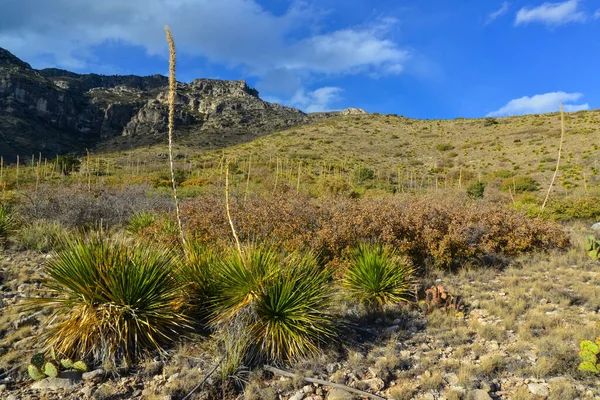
xmin=16 ymin=220 xmax=65 ymax=253
xmin=544 ymin=196 xmax=600 ymax=221
xmin=578 ymin=337 xmax=600 ymax=374
xmin=0 ymin=204 xmax=17 ymax=247
xmin=54 ymin=155 xmax=81 ymax=175
xmin=343 ymin=244 xmax=414 ymax=310
xmin=356 ymin=167 xmax=375 ymax=182
xmin=210 ymin=247 xmax=334 ymax=361
xmin=499 ymin=176 xmax=539 ymax=193
xmin=126 ymin=212 xmax=157 ymax=234
xmin=466 ymin=181 xmax=486 ymax=199
xmin=33 ymin=237 xmax=189 ymax=366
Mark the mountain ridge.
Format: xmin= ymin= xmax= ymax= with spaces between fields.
xmin=0 ymin=47 xmax=359 ymax=162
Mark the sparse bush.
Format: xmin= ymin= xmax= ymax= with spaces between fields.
xmin=545 ymin=196 xmax=600 ymax=221
xmin=33 ymin=237 xmax=189 ymax=366
xmin=356 ymin=167 xmax=375 ymax=182
xmin=342 ymin=244 xmax=414 ymax=309
xmin=484 ymin=117 xmax=498 ymax=127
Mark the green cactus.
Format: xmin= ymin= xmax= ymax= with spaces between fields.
xmin=60 ymin=358 xmax=74 ymax=369
xmin=585 ymin=235 xmax=600 ymax=260
xmin=73 ymin=361 xmax=88 ymax=372
xmin=578 ymin=338 xmax=600 ymax=374
xmin=43 ymin=361 xmax=59 ymax=378
xmin=30 ymin=353 xmax=46 ymax=370
xmin=28 ymin=364 xmax=46 ymax=381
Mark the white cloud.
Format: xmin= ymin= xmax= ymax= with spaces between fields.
xmin=289 ymin=87 xmax=343 ymax=113
xmin=487 ymin=92 xmax=589 ymax=116
xmin=0 ymin=0 xmax=409 ymax=96
xmin=486 ymin=2 xmax=511 ymax=25
xmin=515 ymin=0 xmax=586 ymax=26
xmin=595 ymin=9 xmax=600 ymax=19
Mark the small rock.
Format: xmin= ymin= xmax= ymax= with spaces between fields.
xmin=303 ymin=385 xmax=315 ymax=394
xmin=423 ymin=393 xmax=435 ymax=400
xmin=6 ymin=395 xmax=18 ymax=400
xmin=591 ymin=222 xmax=600 ymax=231
xmin=290 ymin=392 xmax=305 ymax=400
xmin=80 ymin=386 xmax=93 ymax=398
xmin=82 ymin=368 xmax=105 ymax=381
xmin=327 ymin=388 xmax=354 ymax=400
xmin=446 ymin=373 xmax=459 ymax=386
xmin=470 ymin=389 xmax=492 ymax=400
xmin=400 ymin=350 xmax=411 ymax=358
xmin=31 ymin=376 xmax=79 ymax=390
xmin=0 ymin=384 xmax=6 ymax=393
xmin=362 ymin=377 xmax=385 ymax=392
xmin=528 ymin=383 xmax=549 ymax=398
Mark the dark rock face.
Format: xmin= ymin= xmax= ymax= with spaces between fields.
xmin=0 ymin=47 xmax=310 ymax=162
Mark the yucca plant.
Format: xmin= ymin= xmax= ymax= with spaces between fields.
xmin=343 ymin=244 xmax=414 ymax=310
xmin=33 ymin=237 xmax=190 ymax=366
xmin=210 ymin=247 xmax=334 ymax=362
xmin=0 ymin=203 xmax=17 ymax=247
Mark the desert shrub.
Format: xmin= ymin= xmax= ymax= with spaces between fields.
xmin=0 ymin=203 xmax=17 ymax=247
xmin=342 ymin=244 xmax=414 ymax=309
xmin=356 ymin=167 xmax=375 ymax=182
xmin=15 ymin=219 xmax=65 ymax=253
xmin=316 ymin=175 xmax=353 ymax=196
xmin=484 ymin=117 xmax=498 ymax=127
xmin=544 ymin=196 xmax=600 ymax=221
xmin=126 ymin=212 xmax=157 ymax=234
xmin=33 ymin=237 xmax=189 ymax=366
xmin=54 ymin=155 xmax=81 ymax=175
xmin=209 ymin=246 xmax=334 ymax=361
xmin=180 ymin=193 xmax=569 ymax=270
xmin=436 ymin=143 xmax=455 ymax=152
xmin=466 ymin=181 xmax=486 ymax=199
xmin=20 ymin=184 xmax=172 ymax=229
xmin=500 ymin=176 xmax=539 ymax=193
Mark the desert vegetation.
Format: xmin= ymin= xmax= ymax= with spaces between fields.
xmin=0 ymin=31 xmax=600 ymax=400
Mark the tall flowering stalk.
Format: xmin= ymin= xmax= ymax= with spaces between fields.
xmin=165 ymin=26 xmax=186 ymax=246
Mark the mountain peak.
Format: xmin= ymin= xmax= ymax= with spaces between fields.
xmin=0 ymin=47 xmax=32 ymax=69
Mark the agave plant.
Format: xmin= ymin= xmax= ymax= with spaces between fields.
xmin=343 ymin=244 xmax=414 ymax=310
xmin=0 ymin=204 xmax=17 ymax=247
xmin=33 ymin=237 xmax=190 ymax=366
xmin=210 ymin=246 xmax=334 ymax=362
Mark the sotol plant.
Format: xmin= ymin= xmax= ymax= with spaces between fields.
xmin=0 ymin=203 xmax=17 ymax=247
xmin=209 ymin=246 xmax=334 ymax=361
xmin=32 ymin=237 xmax=190 ymax=366
xmin=343 ymin=244 xmax=414 ymax=310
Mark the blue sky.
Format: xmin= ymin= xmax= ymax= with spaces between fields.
xmin=1 ymin=0 xmax=599 ymax=119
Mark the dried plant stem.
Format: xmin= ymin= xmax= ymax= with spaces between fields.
xmin=165 ymin=26 xmax=186 ymax=246
xmin=244 ymin=155 xmax=251 ymax=204
xmin=86 ymin=149 xmax=91 ymax=192
xmin=541 ymin=103 xmax=565 ymax=211
xmin=225 ymin=162 xmax=243 ymax=257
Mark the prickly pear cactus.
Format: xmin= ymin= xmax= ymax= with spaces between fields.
xmin=27 ymin=364 xmax=46 ymax=381
xmin=585 ymin=235 xmax=600 ymax=260
xmin=30 ymin=353 xmax=46 ymax=370
xmin=60 ymin=358 xmax=74 ymax=369
xmin=73 ymin=361 xmax=88 ymax=372
xmin=578 ymin=338 xmax=600 ymax=374
xmin=43 ymin=361 xmax=59 ymax=378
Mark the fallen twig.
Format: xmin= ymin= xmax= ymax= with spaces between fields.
xmin=264 ymin=365 xmax=386 ymax=400
xmin=181 ymin=357 xmax=223 ymax=400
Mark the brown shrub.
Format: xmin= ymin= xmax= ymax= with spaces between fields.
xmin=173 ymin=192 xmax=569 ymax=271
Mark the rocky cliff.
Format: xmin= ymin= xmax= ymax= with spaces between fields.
xmin=0 ymin=47 xmax=312 ymax=161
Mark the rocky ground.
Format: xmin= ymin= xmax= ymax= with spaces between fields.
xmin=1 ymin=236 xmax=600 ymax=400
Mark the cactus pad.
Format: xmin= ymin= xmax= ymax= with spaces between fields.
xmin=28 ymin=364 xmax=46 ymax=381
xmin=44 ymin=361 xmax=59 ymax=378
xmin=30 ymin=353 xmax=46 ymax=370
xmin=60 ymin=358 xmax=74 ymax=369
xmin=73 ymin=361 xmax=88 ymax=372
